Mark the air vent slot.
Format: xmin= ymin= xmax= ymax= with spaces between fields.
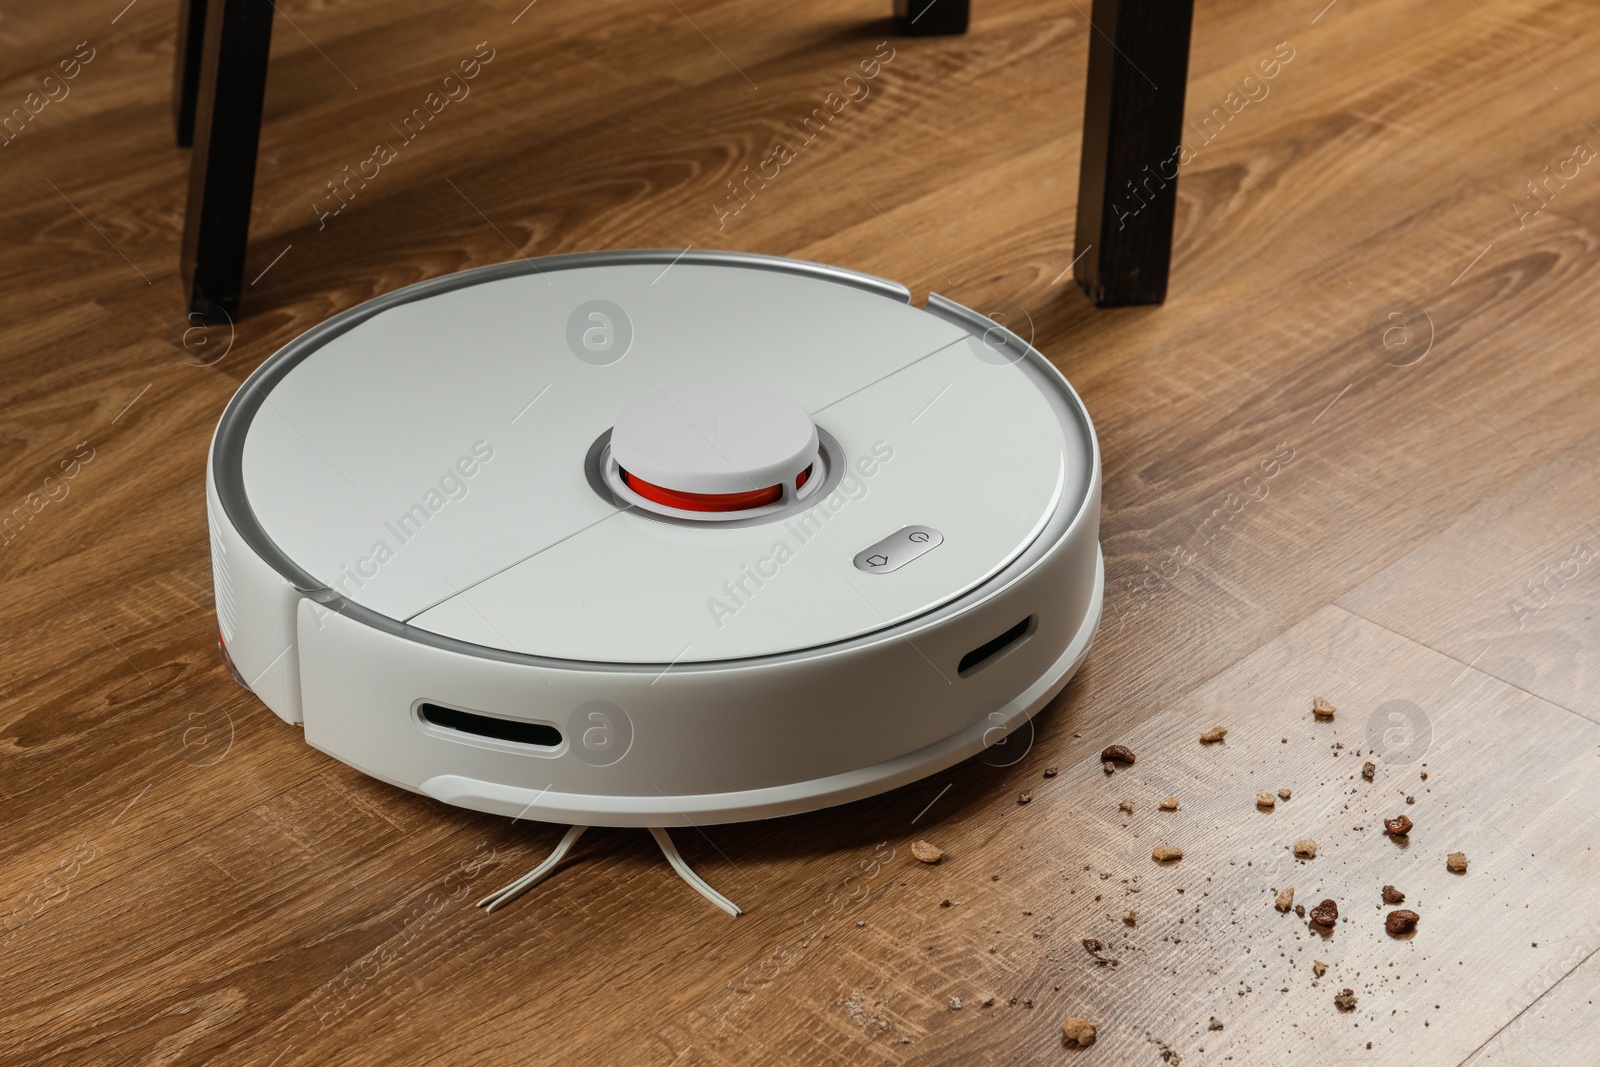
xmin=957 ymin=617 xmax=1034 ymax=676
xmin=419 ymin=703 xmax=562 ymax=748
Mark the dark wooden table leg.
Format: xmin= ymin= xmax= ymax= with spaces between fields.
xmin=180 ymin=0 xmax=274 ymax=323
xmin=172 ymin=0 xmax=208 ymax=146
xmin=1073 ymin=0 xmax=1194 ymax=306
xmin=895 ymin=0 xmax=970 ymax=35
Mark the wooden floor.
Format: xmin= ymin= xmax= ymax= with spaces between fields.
xmin=3 ymin=0 xmax=1598 ymax=1063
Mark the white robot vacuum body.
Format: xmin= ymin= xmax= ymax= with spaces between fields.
xmin=208 ymin=251 xmax=1103 ymax=831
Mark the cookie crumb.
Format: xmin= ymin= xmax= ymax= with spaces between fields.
xmin=1119 ymin=800 xmax=1134 ymax=815
xmin=1044 ymin=767 xmax=1058 ymax=778
xmin=1334 ymin=988 xmax=1357 ymax=1012
xmin=1152 ymin=845 xmax=1184 ymax=863
xmin=1447 ymin=851 xmax=1469 ymax=873
xmin=1313 ymin=696 xmax=1337 ymax=720
xmin=1362 ymin=761 xmax=1376 ymax=781
xmin=1313 ymin=960 xmax=1327 ymax=978
xmin=911 ymin=840 xmax=944 ymax=864
xmin=1101 ymin=745 xmax=1136 ymax=765
xmin=1062 ymin=1017 xmax=1097 ymax=1047
xmin=1295 ymin=903 xmax=1306 ymax=918
xmin=1382 ymin=885 xmax=1405 ymax=904
xmin=1200 ymin=725 xmax=1229 ymax=744
xmin=1159 ymin=796 xmax=1179 ymax=811
xmin=1386 ymin=909 xmax=1420 ymax=936
xmin=1384 ymin=815 xmax=1413 ymax=837
xmin=1294 ymin=839 xmax=1318 ymax=859
xmin=1256 ymin=792 xmax=1276 ymax=810
xmin=1278 ymin=788 xmax=1292 ymax=800
xmin=1018 ymin=791 xmax=1032 ymax=805
xmin=1275 ymin=886 xmax=1295 ymax=913
xmin=1308 ymin=899 xmax=1339 ymax=927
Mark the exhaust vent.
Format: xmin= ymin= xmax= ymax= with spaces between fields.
xmin=419 ymin=703 xmax=562 ymax=748
xmin=958 ymin=617 xmax=1034 ymax=676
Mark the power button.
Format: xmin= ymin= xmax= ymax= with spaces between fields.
xmin=852 ymin=526 xmax=944 ymax=574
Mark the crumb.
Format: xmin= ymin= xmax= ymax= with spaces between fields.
xmin=1160 ymin=796 xmax=1179 ymax=811
xmin=1309 ymin=899 xmax=1339 ymax=928
xmin=1406 ymin=795 xmax=1416 ymax=805
xmin=1382 ymin=885 xmax=1405 ymax=904
xmin=1257 ymin=792 xmax=1276 ymax=810
xmin=1102 ymin=745 xmax=1136 ymax=765
xmin=1295 ymin=904 xmax=1306 ymax=918
xmin=1294 ymin=839 xmax=1318 ymax=859
xmin=1335 ymin=988 xmax=1357 ymax=1012
xmin=1278 ymin=788 xmax=1292 ymax=800
xmin=1062 ymin=1017 xmax=1097 ymax=1047
xmin=911 ymin=840 xmax=944 ymax=864
xmin=949 ymin=996 xmax=963 ymax=1010
xmin=1313 ymin=696 xmax=1336 ymax=719
xmin=1019 ymin=791 xmax=1033 ymax=805
xmin=1363 ymin=761 xmax=1376 ymax=781
xmin=981 ymin=995 xmax=995 ymax=1007
xmin=1275 ymin=887 xmax=1294 ymax=913
xmin=1447 ymin=851 xmax=1469 ymax=873
xmin=1209 ymin=1017 xmax=1224 ymax=1031
xmin=1313 ymin=960 xmax=1327 ymax=978
xmin=1200 ymin=725 xmax=1229 ymax=744
xmin=1124 ymin=910 xmax=1138 ymax=926
xmin=1421 ymin=771 xmax=1428 ymax=781
xmin=857 ymin=920 xmax=866 ymax=927
xmin=1386 ymin=909 xmax=1419 ymax=936
xmin=1119 ymin=800 xmax=1134 ymax=814
xmin=1384 ymin=815 xmax=1413 ymax=837
xmin=1103 ymin=761 xmax=1116 ymax=775
xmin=1044 ymin=767 xmax=1058 ymax=778
xmin=1152 ymin=845 xmax=1184 ymax=863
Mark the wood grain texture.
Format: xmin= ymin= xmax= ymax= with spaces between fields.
xmin=1 ymin=0 xmax=1598 ymax=1063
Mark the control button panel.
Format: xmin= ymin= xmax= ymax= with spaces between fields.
xmin=852 ymin=525 xmax=944 ymax=574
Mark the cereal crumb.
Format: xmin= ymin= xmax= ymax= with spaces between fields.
xmin=1209 ymin=1017 xmax=1224 ymax=1031
xmin=1044 ymin=767 xmax=1058 ymax=778
xmin=1119 ymin=800 xmax=1134 ymax=814
xmin=1275 ymin=887 xmax=1295 ymax=913
xmin=1294 ymin=839 xmax=1318 ymax=859
xmin=1200 ymin=725 xmax=1229 ymax=744
xmin=1062 ymin=1017 xmax=1097 ymax=1047
xmin=1313 ymin=960 xmax=1328 ymax=978
xmin=1313 ymin=696 xmax=1337 ymax=720
xmin=1257 ymin=792 xmax=1276 ymax=810
xmin=1018 ymin=791 xmax=1033 ymax=805
xmin=1102 ymin=761 xmax=1116 ymax=776
xmin=1152 ymin=845 xmax=1184 ymax=863
xmin=1159 ymin=796 xmax=1179 ymax=811
xmin=1382 ymin=885 xmax=1405 ymax=904
xmin=1384 ymin=815 xmax=1414 ymax=837
xmin=1308 ymin=899 xmax=1339 ymax=927
xmin=1278 ymin=788 xmax=1292 ymax=800
xmin=1386 ymin=909 xmax=1420 ymax=936
xmin=911 ymin=840 xmax=944 ymax=864
xmin=1362 ymin=761 xmax=1376 ymax=781
xmin=1447 ymin=851 xmax=1469 ymax=873
xmin=1334 ymin=988 xmax=1357 ymax=1012
xmin=1101 ymin=745 xmax=1136 ymax=765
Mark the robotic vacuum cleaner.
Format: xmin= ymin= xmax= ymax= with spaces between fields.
xmin=208 ymin=250 xmax=1102 ymax=913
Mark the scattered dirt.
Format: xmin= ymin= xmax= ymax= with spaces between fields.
xmin=1313 ymin=695 xmax=1337 ymax=719
xmin=1159 ymin=796 xmax=1179 ymax=811
xmin=1294 ymin=839 xmax=1318 ymax=859
xmin=1209 ymin=1017 xmax=1224 ymax=1031
xmin=1275 ymin=887 xmax=1294 ymax=913
xmin=1363 ymin=761 xmax=1376 ymax=781
xmin=1119 ymin=800 xmax=1134 ymax=814
xmin=1062 ymin=1017 xmax=1097 ymax=1047
xmin=1447 ymin=851 xmax=1469 ymax=873
xmin=1386 ymin=909 xmax=1420 ymax=936
xmin=1384 ymin=815 xmax=1414 ymax=837
xmin=1256 ymin=792 xmax=1276 ymax=810
xmin=1309 ymin=899 xmax=1339 ymax=928
xmin=1313 ymin=960 xmax=1328 ymax=979
xmin=1200 ymin=725 xmax=1229 ymax=744
xmin=911 ymin=840 xmax=944 ymax=864
xmin=1152 ymin=845 xmax=1184 ymax=863
xmin=1334 ymin=988 xmax=1357 ymax=1012
xmin=1382 ymin=885 xmax=1405 ymax=904
xmin=1101 ymin=745 xmax=1136 ymax=765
